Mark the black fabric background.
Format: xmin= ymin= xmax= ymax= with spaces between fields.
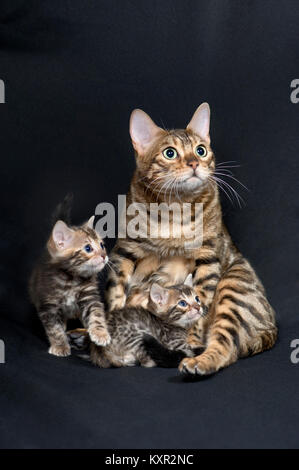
xmin=0 ymin=0 xmax=298 ymax=449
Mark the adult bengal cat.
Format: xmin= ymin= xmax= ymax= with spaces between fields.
xmin=106 ymin=103 xmax=277 ymax=375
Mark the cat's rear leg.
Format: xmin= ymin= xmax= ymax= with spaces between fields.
xmin=180 ymin=258 xmax=277 ymax=375
xmin=67 ymin=328 xmax=89 ymax=350
xmin=90 ymin=343 xmax=137 ymax=368
xmin=66 ymin=330 xmax=113 ymax=367
xmin=137 ymin=350 xmax=157 ymax=368
xmin=90 ymin=343 xmax=111 ymax=368
xmin=143 ymin=335 xmax=199 ymax=368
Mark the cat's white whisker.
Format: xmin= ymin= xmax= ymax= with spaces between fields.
xmin=216 ymin=160 xmax=238 ymax=166
xmin=212 ymin=175 xmax=245 ymax=208
xmin=208 ymin=176 xmax=235 ymax=206
xmin=213 ymin=171 xmax=249 ymax=192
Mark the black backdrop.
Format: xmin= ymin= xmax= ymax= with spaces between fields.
xmin=0 ymin=0 xmax=298 ymax=449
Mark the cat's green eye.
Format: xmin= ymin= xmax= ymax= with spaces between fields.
xmin=163 ymin=147 xmax=178 ymax=160
xmin=196 ymin=145 xmax=207 ymax=158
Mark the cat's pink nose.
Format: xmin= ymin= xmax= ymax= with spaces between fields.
xmin=192 ymin=304 xmax=201 ymax=312
xmin=188 ymin=161 xmax=199 ymax=170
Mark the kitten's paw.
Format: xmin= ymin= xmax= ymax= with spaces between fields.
xmin=141 ymin=359 xmax=156 ymax=368
xmin=89 ymin=328 xmax=111 ymax=347
xmin=109 ymin=297 xmax=126 ymax=311
xmin=48 ymin=343 xmax=71 ymax=357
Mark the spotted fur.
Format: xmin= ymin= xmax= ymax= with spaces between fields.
xmin=71 ymin=282 xmax=207 ymax=368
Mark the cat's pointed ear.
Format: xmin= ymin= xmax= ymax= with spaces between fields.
xmin=129 ymin=109 xmax=164 ymax=156
xmin=184 ymin=273 xmax=193 ymax=287
xmin=85 ymin=216 xmax=95 ymax=229
xmin=52 ymin=220 xmax=74 ymax=250
xmin=150 ymin=283 xmax=169 ymax=306
xmin=187 ymin=103 xmax=210 ymax=143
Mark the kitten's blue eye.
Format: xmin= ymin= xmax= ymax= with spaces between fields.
xmin=163 ymin=147 xmax=177 ymax=160
xmin=196 ymin=145 xmax=207 ymax=158
xmin=178 ymin=300 xmax=187 ymax=307
xmin=195 ymin=296 xmax=201 ymax=304
xmin=84 ymin=244 xmax=93 ymax=253
xmin=100 ymin=242 xmax=104 ymax=250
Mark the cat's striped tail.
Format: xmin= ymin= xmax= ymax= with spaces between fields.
xmin=51 ymin=192 xmax=73 ymax=225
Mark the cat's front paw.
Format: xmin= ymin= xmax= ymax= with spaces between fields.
xmin=89 ymin=328 xmax=111 ymax=347
xmin=179 ymin=357 xmax=199 ymax=374
xmin=48 ymin=343 xmax=71 ymax=357
xmin=179 ymin=356 xmax=215 ymax=376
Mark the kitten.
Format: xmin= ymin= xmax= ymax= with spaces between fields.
xmin=70 ymin=274 xmax=207 ymax=368
xmin=29 ymin=203 xmax=110 ymax=357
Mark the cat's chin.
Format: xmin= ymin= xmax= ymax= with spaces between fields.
xmin=77 ymin=263 xmax=106 ymax=277
xmin=180 ymin=176 xmax=206 ymax=193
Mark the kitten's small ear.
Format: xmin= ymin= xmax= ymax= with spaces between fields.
xmin=184 ymin=273 xmax=193 ymax=287
xmin=187 ymin=103 xmax=210 ymax=142
xmin=150 ymin=283 xmax=169 ymax=306
xmin=129 ymin=109 xmax=164 ymax=156
xmin=85 ymin=216 xmax=95 ymax=229
xmin=52 ymin=220 xmax=74 ymax=250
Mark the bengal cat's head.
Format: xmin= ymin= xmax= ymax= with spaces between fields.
xmin=47 ymin=217 xmax=108 ymax=276
xmin=148 ymin=274 xmax=204 ymax=328
xmin=129 ymin=103 xmax=215 ymax=197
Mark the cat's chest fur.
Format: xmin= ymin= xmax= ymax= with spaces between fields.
xmin=60 ymin=288 xmax=80 ymax=317
xmin=56 ymin=276 xmax=88 ymax=318
xmin=131 ymin=255 xmax=195 ymax=287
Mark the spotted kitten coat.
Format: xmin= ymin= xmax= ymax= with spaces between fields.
xmin=84 ymin=275 xmax=206 ymax=368
xmin=29 ymin=203 xmax=110 ymax=357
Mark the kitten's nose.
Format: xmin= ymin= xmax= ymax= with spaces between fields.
xmin=187 ymin=161 xmax=199 ymax=170
xmin=192 ymin=304 xmax=201 ymax=311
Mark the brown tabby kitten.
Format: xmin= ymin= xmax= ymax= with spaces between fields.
xmin=106 ymin=103 xmax=277 ymax=375
xmin=84 ymin=275 xmax=206 ymax=368
xmin=30 ymin=214 xmax=110 ymax=356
